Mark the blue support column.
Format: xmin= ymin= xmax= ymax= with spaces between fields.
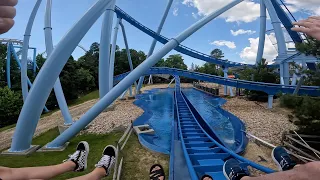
xmin=223 ymin=67 xmax=228 ymax=95
xmin=137 ymin=0 xmax=174 ymax=93
xmin=9 ymin=43 xmax=49 ymax=112
xmin=109 ymin=17 xmax=121 ymax=92
xmin=6 ymin=43 xmax=11 ymax=88
xmin=46 ymin=0 xmax=244 ymax=149
xmin=33 ymin=48 xmax=37 ymax=76
xmin=10 ymin=0 xmax=114 ymax=152
xmin=120 ymin=21 xmax=137 ymax=96
xmin=21 ymin=0 xmax=42 ymax=102
xmin=256 ymin=0 xmax=266 ymax=65
xmin=280 ymin=63 xmax=285 ymax=85
xmin=45 ymin=0 xmax=73 ymax=125
xmin=99 ymin=0 xmax=116 ymax=98
xmin=283 ymin=62 xmax=290 ymax=85
xmin=268 ymin=95 xmax=274 ymax=109
xmin=263 ymin=0 xmax=287 ymax=55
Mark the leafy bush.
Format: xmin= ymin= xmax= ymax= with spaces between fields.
xmin=0 ymin=87 xmax=23 ymax=128
xmin=280 ymin=94 xmax=303 ymax=109
xmin=280 ymin=94 xmax=320 ymax=135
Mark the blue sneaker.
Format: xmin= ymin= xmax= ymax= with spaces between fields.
xmin=272 ymin=146 xmax=296 ymax=171
xmin=223 ymin=159 xmax=250 ymax=180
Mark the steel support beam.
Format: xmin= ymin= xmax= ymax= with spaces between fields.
xmin=268 ymin=95 xmax=274 ymax=109
xmin=120 ymin=21 xmax=137 ymax=97
xmin=223 ymin=67 xmax=228 ymax=95
xmin=46 ymin=0 xmax=244 ymax=150
xmin=10 ymin=0 xmax=114 ymax=152
xmin=109 ymin=18 xmax=121 ymax=93
xmin=6 ymin=43 xmax=11 ymax=88
xmin=137 ymin=0 xmax=173 ymax=93
xmin=33 ymin=48 xmax=37 ymax=76
xmin=256 ymin=0 xmax=266 ymax=65
xmin=20 ymin=0 xmax=42 ymax=101
xmin=9 ymin=43 xmax=49 ymax=112
xmin=45 ymin=0 xmax=73 ymax=125
xmin=99 ymin=0 xmax=116 ymax=98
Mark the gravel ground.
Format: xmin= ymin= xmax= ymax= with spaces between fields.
xmin=0 ymin=83 xmax=192 ymax=151
xmin=222 ymin=96 xmax=296 ymax=145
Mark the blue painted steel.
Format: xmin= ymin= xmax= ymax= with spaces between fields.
xmin=174 ymin=79 xmax=274 ymax=179
xmin=264 ymin=0 xmax=287 ymax=56
xmin=32 ymin=48 xmax=37 ymax=76
xmin=119 ymin=21 xmax=138 ymax=95
xmin=99 ymin=0 xmax=116 ymax=98
xmin=109 ymin=18 xmax=121 ymax=92
xmin=45 ymin=0 xmax=243 ymax=149
xmin=10 ymin=0 xmax=113 ymax=152
xmin=114 ymin=6 xmax=249 ymax=68
xmin=8 ymin=43 xmax=49 ymax=112
xmin=137 ymin=0 xmax=173 ymax=93
xmin=6 ymin=43 xmax=11 ymax=88
xmin=256 ymin=0 xmax=266 ymax=65
xmin=114 ymin=67 xmax=320 ymax=97
xmin=270 ymin=0 xmax=301 ymax=43
xmin=45 ymin=0 xmax=73 ymax=125
xmin=21 ymin=0 xmax=42 ymax=102
xmin=269 ymin=0 xmax=316 ymax=70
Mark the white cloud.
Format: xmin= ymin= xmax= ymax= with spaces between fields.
xmin=284 ymin=0 xmax=320 ymax=15
xmin=240 ymin=34 xmax=278 ymax=64
xmin=173 ymin=8 xmax=179 ymax=16
xmin=210 ymin=40 xmax=236 ymax=49
xmin=231 ymin=29 xmax=256 ymax=36
xmin=192 ymin=12 xmax=198 ymax=19
xmin=182 ymin=0 xmax=260 ymax=23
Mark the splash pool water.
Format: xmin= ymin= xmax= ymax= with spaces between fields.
xmin=182 ymin=88 xmax=236 ymax=150
xmin=133 ymin=88 xmax=174 ymax=154
xmin=134 ymin=87 xmax=240 ymax=154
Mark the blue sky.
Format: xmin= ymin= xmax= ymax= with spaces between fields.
xmin=1 ymin=0 xmax=318 ymax=68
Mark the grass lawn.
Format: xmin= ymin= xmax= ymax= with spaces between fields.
xmin=0 ymin=90 xmax=100 ymax=133
xmin=0 ymin=128 xmax=169 ymax=180
xmin=68 ymin=90 xmax=99 ymax=106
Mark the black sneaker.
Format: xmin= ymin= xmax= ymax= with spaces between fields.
xmin=223 ymin=159 xmax=250 ymax=180
xmin=95 ymin=145 xmax=117 ymax=176
xmin=64 ymin=141 xmax=89 ymax=172
xmin=272 ymin=146 xmax=296 ymax=171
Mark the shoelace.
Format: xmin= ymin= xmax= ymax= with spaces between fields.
xmin=280 ymin=156 xmax=290 ymax=168
xmin=63 ymin=150 xmax=81 ymax=162
xmin=95 ymin=155 xmax=112 ymax=168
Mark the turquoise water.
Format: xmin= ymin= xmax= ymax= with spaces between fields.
xmin=182 ymin=88 xmax=236 ymax=149
xmin=135 ymin=87 xmax=236 ymax=153
xmin=134 ymin=88 xmax=174 ymax=153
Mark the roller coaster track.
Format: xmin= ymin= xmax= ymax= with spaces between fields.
xmin=172 ymin=76 xmax=274 ymax=179
xmin=114 ymin=67 xmax=320 ymax=97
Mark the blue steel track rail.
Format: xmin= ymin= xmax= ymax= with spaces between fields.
xmin=173 ymin=77 xmax=274 ymax=179
xmin=114 ymin=67 xmax=320 ymax=96
xmin=270 ymin=0 xmax=316 ymax=70
xmin=115 ymin=6 xmax=249 ymax=68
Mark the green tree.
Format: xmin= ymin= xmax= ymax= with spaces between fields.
xmin=0 ymin=87 xmax=23 ymax=127
xmin=164 ymin=54 xmax=188 ymax=70
xmin=210 ymin=48 xmax=224 ymax=59
xmin=296 ymin=37 xmax=320 ymax=58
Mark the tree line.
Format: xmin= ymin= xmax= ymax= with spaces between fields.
xmin=0 ymin=42 xmax=189 ymax=127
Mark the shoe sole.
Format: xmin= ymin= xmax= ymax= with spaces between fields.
xmin=271 ymin=148 xmax=283 ymax=171
xmin=102 ymin=145 xmax=118 ymax=175
xmin=223 ymin=162 xmax=231 ymax=180
xmin=80 ymin=141 xmax=90 ymax=170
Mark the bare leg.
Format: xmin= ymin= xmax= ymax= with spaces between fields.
xmin=241 ymin=162 xmax=320 ymax=180
xmin=68 ymin=168 xmax=106 ymax=180
xmin=0 ymin=161 xmax=75 ymax=180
